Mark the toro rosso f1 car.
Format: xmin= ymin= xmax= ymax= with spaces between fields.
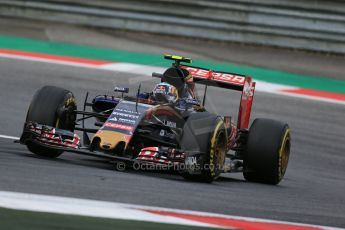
xmin=19 ymin=55 xmax=291 ymax=184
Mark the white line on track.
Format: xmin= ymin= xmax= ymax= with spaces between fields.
xmin=0 ymin=191 xmax=343 ymax=230
xmin=0 ymin=134 xmax=19 ymax=140
xmin=0 ymin=191 xmax=217 ymax=228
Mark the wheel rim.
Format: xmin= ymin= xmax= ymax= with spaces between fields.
xmin=58 ymin=96 xmax=76 ymax=131
xmin=212 ymin=130 xmax=226 ymax=177
xmin=279 ymin=130 xmax=291 ymax=180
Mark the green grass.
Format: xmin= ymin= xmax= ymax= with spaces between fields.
xmin=0 ymin=207 xmax=220 ymax=230
xmin=1 ymin=35 xmax=345 ymax=94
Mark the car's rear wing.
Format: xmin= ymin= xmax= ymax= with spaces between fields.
xmin=152 ymin=65 xmax=256 ymax=129
xmin=180 ymin=65 xmax=246 ymax=91
xmin=181 ymin=65 xmax=256 ymax=129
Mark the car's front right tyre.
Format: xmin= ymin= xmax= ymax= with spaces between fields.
xmin=25 ymin=85 xmax=76 ymax=158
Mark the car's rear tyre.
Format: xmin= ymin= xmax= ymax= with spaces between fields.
xmin=243 ymin=118 xmax=291 ymax=185
xmin=181 ymin=113 xmax=227 ymax=182
xmin=25 ymin=86 xmax=77 ymax=158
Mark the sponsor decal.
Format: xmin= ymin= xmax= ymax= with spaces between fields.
xmin=109 ymin=117 xmax=118 ymax=122
xmin=112 ymin=111 xmax=140 ymax=119
xmin=182 ymin=66 xmax=245 ymax=85
xmin=104 ymin=122 xmax=133 ymax=131
xmin=185 ymin=156 xmax=197 ymax=166
xmin=159 ymin=130 xmax=175 ymax=139
xmin=159 ymin=130 xmax=165 ymax=136
xmin=115 ymin=108 xmax=140 ymax=114
xmin=109 ymin=116 xmax=136 ymax=124
xmin=164 ymin=120 xmax=177 ymax=128
xmin=114 ymin=86 xmax=129 ymax=93
xmin=119 ymin=118 xmax=136 ymax=124
xmin=242 ymin=81 xmax=254 ymax=100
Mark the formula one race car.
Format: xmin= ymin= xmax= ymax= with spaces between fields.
xmin=19 ymin=55 xmax=291 ymax=184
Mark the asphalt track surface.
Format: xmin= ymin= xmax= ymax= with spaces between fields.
xmin=0 ymin=57 xmax=345 ymax=228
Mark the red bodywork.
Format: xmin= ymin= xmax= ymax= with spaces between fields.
xmin=24 ymin=122 xmax=80 ymax=149
xmin=181 ymin=65 xmax=256 ymax=129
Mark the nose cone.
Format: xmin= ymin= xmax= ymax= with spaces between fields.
xmin=92 ymin=130 xmax=130 ymax=151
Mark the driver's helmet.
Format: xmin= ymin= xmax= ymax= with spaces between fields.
xmin=162 ymin=67 xmax=194 ymax=99
xmin=152 ymin=82 xmax=178 ymax=103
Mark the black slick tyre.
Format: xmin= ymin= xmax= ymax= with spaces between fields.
xmin=25 ymin=86 xmax=77 ymax=158
xmin=243 ymin=118 xmax=291 ymax=185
